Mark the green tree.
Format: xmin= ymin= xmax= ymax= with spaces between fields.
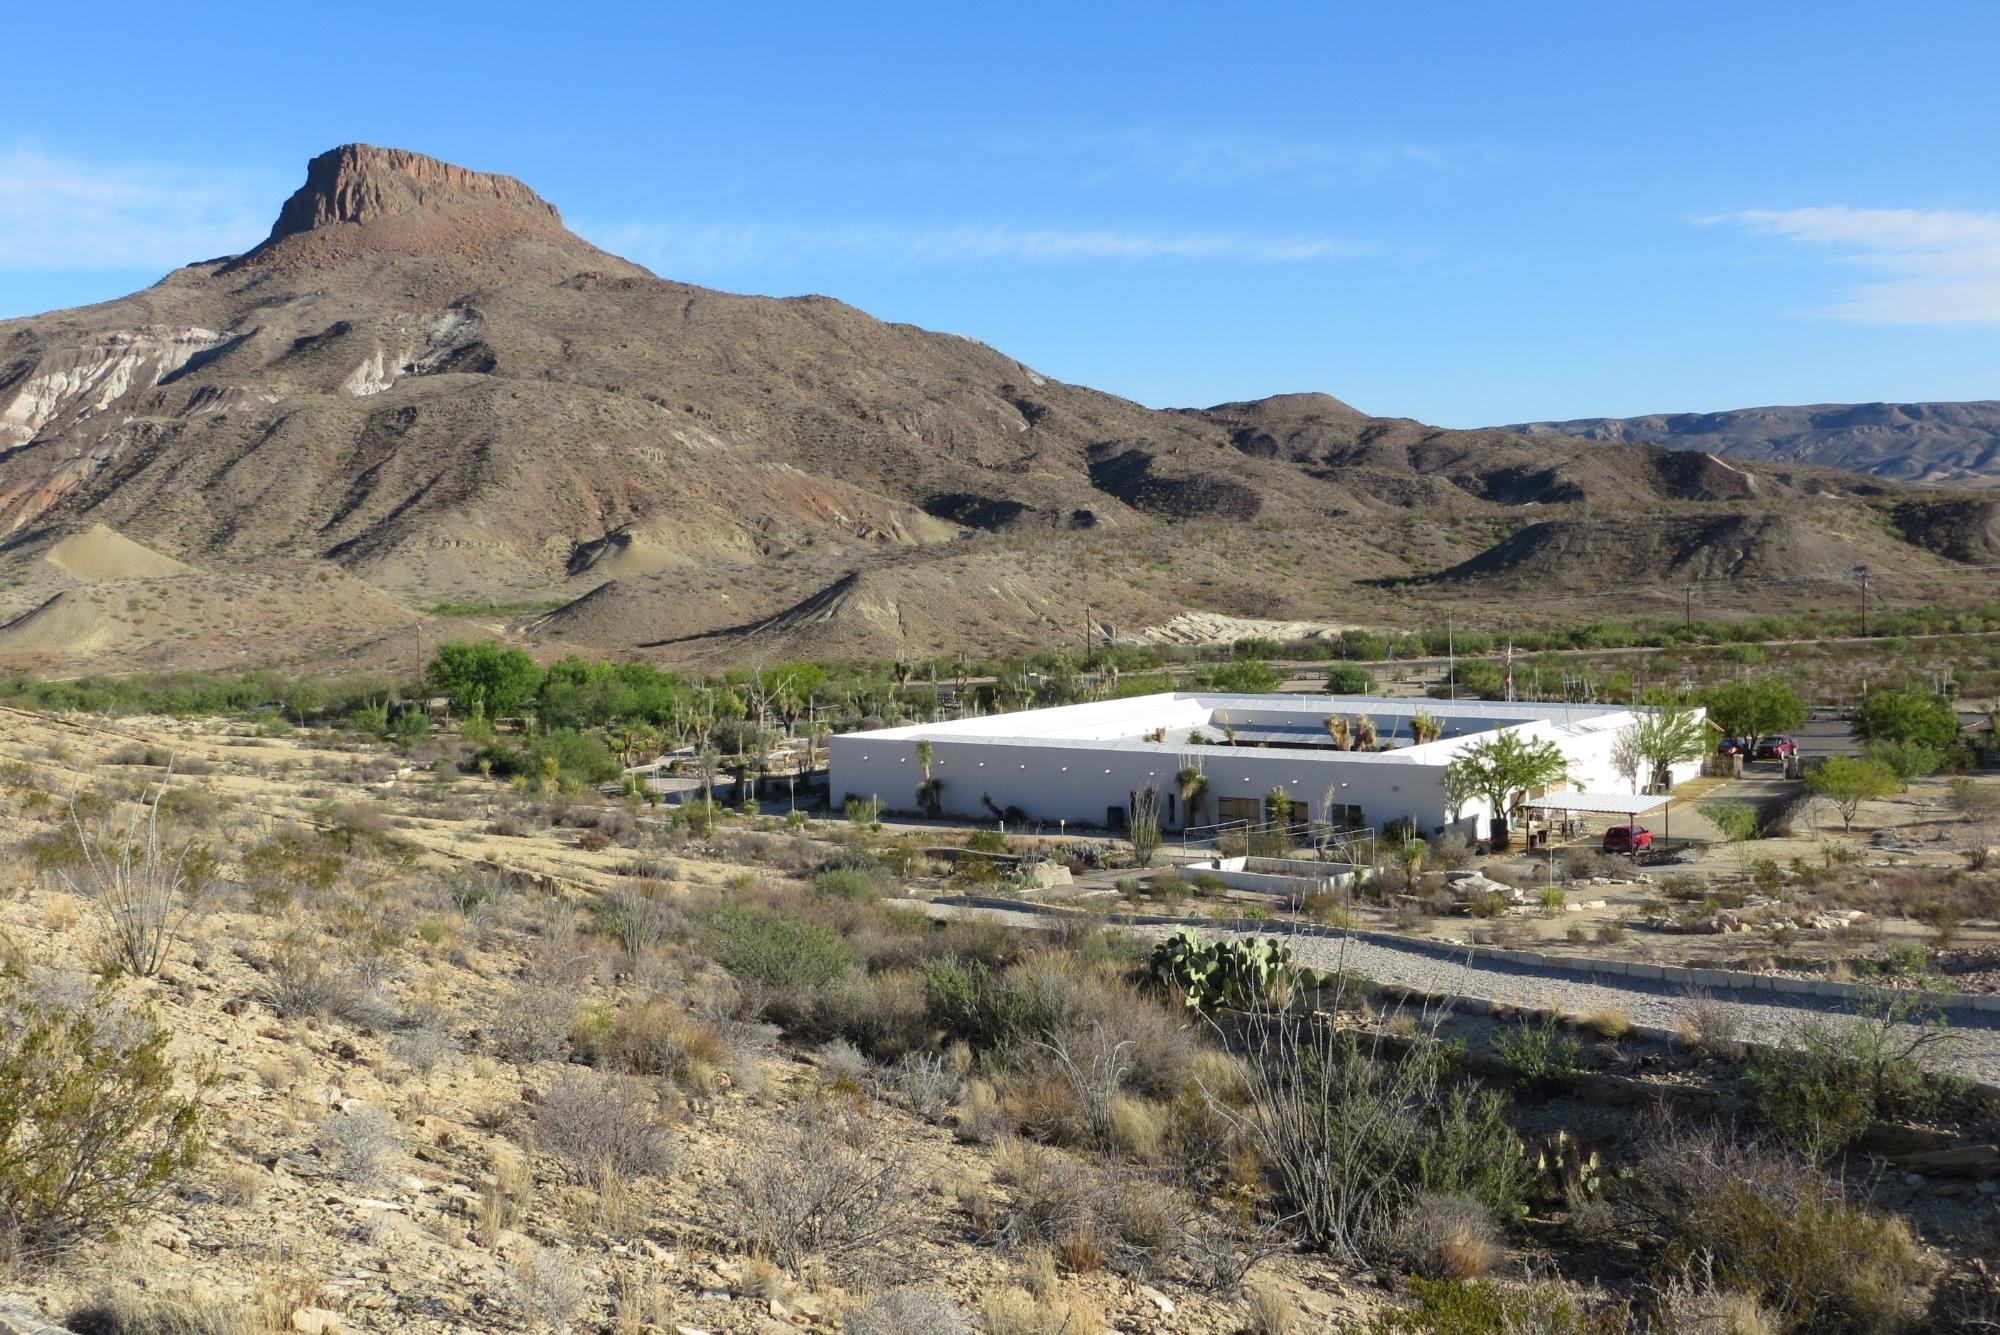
xmin=281 ymin=680 xmax=325 ymax=728
xmin=1443 ymin=732 xmax=1571 ymax=849
xmin=424 ymin=641 xmax=544 ymax=718
xmin=1864 ymin=739 xmax=1942 ymax=788
xmin=1700 ymin=677 xmax=1806 ymax=740
xmin=1851 ymin=688 xmax=1959 ymax=751
xmin=1806 ymin=756 xmax=1897 ymax=832
xmin=1630 ymin=700 xmax=1709 ymax=790
xmin=1324 ymin=664 xmax=1373 ymax=694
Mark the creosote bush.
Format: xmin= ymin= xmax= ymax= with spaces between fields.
xmin=1638 ymin=1124 xmax=1932 ymax=1331
xmin=0 ymin=973 xmax=207 ymax=1264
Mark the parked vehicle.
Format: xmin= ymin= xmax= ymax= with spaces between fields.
xmin=1752 ymin=735 xmax=1798 ymax=760
xmin=1716 ymin=737 xmax=1749 ymax=756
xmin=1603 ymin=824 xmax=1653 ymax=853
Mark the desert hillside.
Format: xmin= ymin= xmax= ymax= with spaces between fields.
xmin=0 ymin=145 xmax=1987 ymax=670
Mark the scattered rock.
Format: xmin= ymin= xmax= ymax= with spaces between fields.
xmin=290 ymin=1309 xmax=342 ymax=1334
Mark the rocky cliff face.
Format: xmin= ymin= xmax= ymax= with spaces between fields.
xmin=261 ymin=144 xmax=564 ymax=245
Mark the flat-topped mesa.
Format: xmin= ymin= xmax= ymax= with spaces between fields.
xmin=263 ymin=144 xmax=564 ymax=244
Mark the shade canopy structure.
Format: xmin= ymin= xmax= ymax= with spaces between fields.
xmin=1525 ymin=791 xmax=1672 ymax=816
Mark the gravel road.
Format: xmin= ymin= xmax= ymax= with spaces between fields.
xmin=929 ymin=901 xmax=2000 ymax=1086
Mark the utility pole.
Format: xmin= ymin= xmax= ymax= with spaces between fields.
xmin=1504 ymin=640 xmax=1515 ymax=703
xmin=1682 ymin=581 xmax=1694 ymax=631
xmin=1853 ymin=565 xmax=1870 ymax=636
xmin=1083 ymin=604 xmax=1091 ymax=666
xmin=1446 ymin=612 xmax=1456 ymax=703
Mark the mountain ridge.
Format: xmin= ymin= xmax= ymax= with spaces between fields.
xmin=1509 ymin=401 xmax=2000 ymax=488
xmin=0 ymin=145 xmax=1983 ymax=671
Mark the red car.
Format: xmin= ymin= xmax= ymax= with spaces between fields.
xmin=1603 ymin=824 xmax=1653 ymax=853
xmin=1752 ymin=735 xmax=1798 ymax=760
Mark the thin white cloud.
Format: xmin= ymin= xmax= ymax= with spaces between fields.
xmin=0 ymin=148 xmax=278 ymax=270
xmin=979 ymin=127 xmax=1476 ymax=190
xmin=584 ymin=218 xmax=1372 ymax=272
xmin=1714 ymin=205 xmax=2000 ymax=325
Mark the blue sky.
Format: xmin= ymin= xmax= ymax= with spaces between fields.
xmin=4 ymin=1 xmax=1997 ymax=426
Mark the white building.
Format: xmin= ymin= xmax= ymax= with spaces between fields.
xmin=828 ymin=693 xmax=1702 ymax=839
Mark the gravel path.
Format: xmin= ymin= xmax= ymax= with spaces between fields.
xmin=929 ymin=901 xmax=2000 ymax=1086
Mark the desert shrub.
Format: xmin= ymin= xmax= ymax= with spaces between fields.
xmin=598 ymin=882 xmax=673 ymax=957
xmin=512 ymin=1244 xmax=586 ymax=1332
xmin=994 ymin=1142 xmax=1184 ymax=1276
xmin=315 ymin=1107 xmax=402 ymax=1186
xmin=1366 ymin=1276 xmax=1626 ymax=1334
xmin=813 ymin=867 xmax=884 ymax=903
xmin=884 ymin=1049 xmax=961 ymax=1120
xmin=845 ymin=1285 xmax=973 ymax=1335
xmin=591 ymin=999 xmax=730 ymax=1090
xmin=388 ymin=1022 xmax=455 ymax=1076
xmin=919 ymin=956 xmax=1076 ymax=1070
xmin=1640 ymin=1126 xmax=1931 ymax=1331
xmin=729 ymin=1099 xmax=916 ymax=1275
xmin=0 ymin=975 xmax=207 ymax=1262
xmin=261 ymin=935 xmax=356 ymax=1019
xmin=710 ymin=906 xmax=856 ymax=989
xmin=531 ymin=1071 xmax=675 ymax=1183
xmin=1493 ymin=1013 xmax=1584 ymax=1089
xmin=1384 ymin=1192 xmax=1498 ymax=1280
xmin=1742 ymin=985 xmax=1956 ymax=1158
xmin=771 ymin=969 xmax=931 ymax=1059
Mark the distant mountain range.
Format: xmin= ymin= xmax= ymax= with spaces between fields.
xmin=1508 ymin=402 xmax=2000 ymax=488
xmin=0 ymin=145 xmax=1994 ymax=673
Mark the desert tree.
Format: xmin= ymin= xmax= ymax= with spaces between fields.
xmin=1441 ymin=732 xmax=1570 ymax=849
xmin=1630 ymin=699 xmax=1709 ymax=791
xmin=1806 ymin=756 xmax=1897 ymax=833
xmin=1354 ymin=714 xmax=1379 ymax=751
xmin=1323 ymin=715 xmax=1353 ymax=751
xmin=1608 ymin=725 xmax=1645 ymax=793
xmin=1408 ymin=711 xmax=1442 ymax=745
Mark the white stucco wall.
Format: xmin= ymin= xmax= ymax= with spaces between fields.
xmin=827 ymin=693 xmax=1704 ymax=837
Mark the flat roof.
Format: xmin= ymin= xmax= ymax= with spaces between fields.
xmin=836 ymin=692 xmax=1642 ymax=766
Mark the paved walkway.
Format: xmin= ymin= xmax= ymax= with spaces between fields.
xmin=927 ymin=900 xmax=2000 ymax=1086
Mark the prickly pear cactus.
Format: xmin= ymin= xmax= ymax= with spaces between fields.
xmin=1148 ymin=928 xmax=1293 ymax=1009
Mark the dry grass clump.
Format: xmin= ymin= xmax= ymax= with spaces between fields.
xmin=845 ymin=1285 xmax=974 ymax=1335
xmin=1242 ymin=1282 xmax=1298 ymax=1334
xmin=1649 ymin=1255 xmax=1780 ymax=1335
xmin=1675 ymin=986 xmax=1746 ymax=1060
xmin=978 ymin=1286 xmax=1104 ymax=1335
xmin=1383 ymin=1192 xmax=1498 ymax=1280
xmin=1577 ymin=1007 xmax=1633 ymax=1040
